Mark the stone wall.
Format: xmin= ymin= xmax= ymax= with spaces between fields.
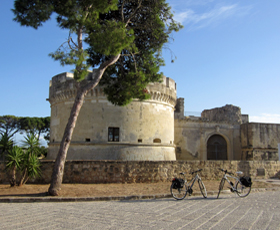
xmin=201 ymin=104 xmax=242 ymax=124
xmin=241 ymin=123 xmax=280 ymax=161
xmin=1 ymin=160 xmax=279 ymax=184
xmin=174 ymin=97 xmax=184 ymax=119
xmin=174 ymin=119 xmax=242 ymax=160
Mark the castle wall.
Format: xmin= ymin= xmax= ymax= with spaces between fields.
xmin=1 ymin=160 xmax=279 ymax=184
xmin=201 ymin=104 xmax=242 ymax=124
xmin=241 ymin=123 xmax=280 ymax=161
xmin=174 ymin=119 xmax=242 ymax=160
xmin=48 ymin=72 xmax=177 ymax=161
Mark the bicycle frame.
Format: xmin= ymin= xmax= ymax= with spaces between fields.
xmin=171 ymin=169 xmax=207 ymax=200
xmin=186 ymin=174 xmax=200 ymax=189
xmin=217 ymin=168 xmax=251 ymax=199
xmin=222 ymin=173 xmax=240 ymax=192
xmin=180 ymin=171 xmax=202 ymax=194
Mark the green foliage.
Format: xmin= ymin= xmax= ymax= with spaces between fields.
xmin=86 ymin=21 xmax=135 ymax=56
xmin=0 ymin=133 xmax=14 ymax=161
xmin=87 ymin=0 xmax=181 ymax=105
xmin=18 ymin=133 xmax=42 ymax=185
xmin=24 ymin=153 xmax=41 ymax=179
xmin=0 ymin=115 xmax=20 ymax=136
xmin=49 ymin=49 xmax=90 ymax=81
xmin=12 ymin=0 xmax=54 ymax=29
xmin=6 ymin=146 xmax=23 ymax=171
xmin=0 ymin=115 xmax=50 ymax=141
xmin=6 ymin=146 xmax=24 ymax=186
xmin=12 ymin=0 xmax=182 ymax=102
xmin=3 ymin=132 xmax=43 ymax=186
xmin=21 ymin=133 xmax=41 ymax=155
xmin=19 ymin=116 xmax=50 ymax=140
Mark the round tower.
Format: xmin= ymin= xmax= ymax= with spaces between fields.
xmin=47 ymin=72 xmax=177 ymax=160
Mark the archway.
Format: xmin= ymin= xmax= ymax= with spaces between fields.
xmin=207 ymin=134 xmax=228 ymax=160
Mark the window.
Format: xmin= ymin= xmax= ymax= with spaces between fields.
xmin=153 ymin=138 xmax=161 ymax=143
xmin=108 ymin=127 xmax=119 ymax=142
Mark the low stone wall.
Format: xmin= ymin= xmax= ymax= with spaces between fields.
xmin=0 ymin=160 xmax=279 ymax=184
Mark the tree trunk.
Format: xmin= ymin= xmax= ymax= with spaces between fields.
xmin=48 ymin=55 xmax=120 ymax=196
xmin=10 ymin=165 xmax=17 ymax=187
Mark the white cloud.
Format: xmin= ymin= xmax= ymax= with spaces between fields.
xmin=173 ymin=3 xmax=251 ymax=30
xmin=250 ymin=113 xmax=280 ymax=124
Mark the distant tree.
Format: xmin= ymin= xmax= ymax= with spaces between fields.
xmin=0 ymin=115 xmax=50 ymax=143
xmin=0 ymin=115 xmax=20 ymax=136
xmin=13 ymin=0 xmax=182 ymax=196
xmin=19 ymin=117 xmax=50 ymax=141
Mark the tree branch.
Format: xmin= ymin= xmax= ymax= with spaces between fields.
xmin=125 ymin=0 xmax=142 ymax=27
xmin=121 ymin=0 xmax=125 ymax=23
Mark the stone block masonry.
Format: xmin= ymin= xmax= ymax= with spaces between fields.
xmin=1 ymin=160 xmax=280 ymax=184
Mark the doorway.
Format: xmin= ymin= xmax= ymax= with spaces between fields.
xmin=207 ymin=134 xmax=228 ymax=160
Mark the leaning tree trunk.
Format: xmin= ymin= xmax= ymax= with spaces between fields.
xmin=48 ymin=55 xmax=120 ymax=196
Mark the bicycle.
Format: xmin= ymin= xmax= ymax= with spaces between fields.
xmin=217 ymin=168 xmax=252 ymax=199
xmin=170 ymin=169 xmax=207 ymax=200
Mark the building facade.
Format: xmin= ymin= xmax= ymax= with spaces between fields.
xmin=47 ymin=72 xmax=280 ymax=161
xmin=47 ymin=72 xmax=177 ymax=161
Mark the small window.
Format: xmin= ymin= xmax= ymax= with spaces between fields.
xmin=153 ymin=138 xmax=161 ymax=143
xmin=108 ymin=127 xmax=119 ymax=142
xmin=85 ymin=138 xmax=90 ymax=142
xmin=138 ymin=139 xmax=142 ymax=143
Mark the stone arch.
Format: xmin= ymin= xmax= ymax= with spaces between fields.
xmin=207 ymin=134 xmax=228 ymax=160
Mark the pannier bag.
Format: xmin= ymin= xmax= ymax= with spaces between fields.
xmin=172 ymin=178 xmax=184 ymax=189
xmin=240 ymin=176 xmax=252 ymax=187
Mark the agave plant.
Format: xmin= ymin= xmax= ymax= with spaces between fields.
xmin=18 ymin=153 xmax=41 ymax=186
xmin=6 ymin=146 xmax=23 ymax=186
xmin=18 ymin=133 xmax=42 ymax=186
xmin=21 ymin=133 xmax=40 ymax=156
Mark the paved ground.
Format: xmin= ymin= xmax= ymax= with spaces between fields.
xmin=0 ymin=190 xmax=279 ymax=230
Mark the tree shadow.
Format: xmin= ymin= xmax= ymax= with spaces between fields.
xmin=0 ymin=192 xmax=48 ymax=197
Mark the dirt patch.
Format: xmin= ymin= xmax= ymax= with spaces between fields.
xmin=0 ymin=180 xmax=279 ymax=198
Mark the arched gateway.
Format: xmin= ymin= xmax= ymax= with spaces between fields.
xmin=207 ymin=134 xmax=228 ymax=160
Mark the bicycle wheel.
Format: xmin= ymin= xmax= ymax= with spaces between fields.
xmin=170 ymin=182 xmax=188 ymax=200
xmin=236 ymin=181 xmax=251 ymax=197
xmin=198 ymin=179 xmax=207 ymax=198
xmin=217 ymin=178 xmax=225 ymax=199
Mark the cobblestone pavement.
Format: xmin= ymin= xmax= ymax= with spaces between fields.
xmin=0 ymin=191 xmax=279 ymax=230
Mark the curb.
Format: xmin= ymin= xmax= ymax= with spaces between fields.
xmin=0 ymin=187 xmax=279 ymax=203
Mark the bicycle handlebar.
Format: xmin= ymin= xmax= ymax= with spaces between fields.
xmin=191 ymin=169 xmax=202 ymax=175
xmin=178 ymin=169 xmax=203 ymax=176
xmin=218 ymin=168 xmax=233 ymax=175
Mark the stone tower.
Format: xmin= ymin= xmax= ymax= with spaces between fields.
xmin=47 ymin=72 xmax=177 ymax=161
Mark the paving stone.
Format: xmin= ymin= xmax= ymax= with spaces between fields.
xmin=0 ymin=191 xmax=280 ymax=229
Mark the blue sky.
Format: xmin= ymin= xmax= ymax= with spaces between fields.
xmin=1 ymin=0 xmax=280 ymax=123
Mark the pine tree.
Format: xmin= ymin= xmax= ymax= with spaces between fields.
xmin=13 ymin=0 xmax=182 ymax=195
